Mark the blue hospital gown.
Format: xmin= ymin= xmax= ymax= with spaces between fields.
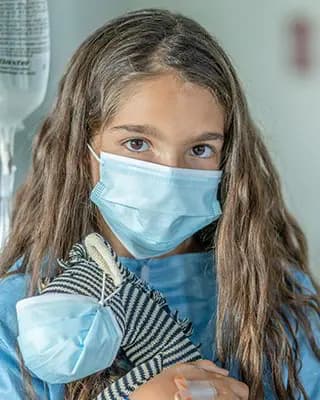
xmin=0 ymin=251 xmax=319 ymax=399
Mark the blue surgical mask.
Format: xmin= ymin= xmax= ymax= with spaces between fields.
xmin=88 ymin=144 xmax=222 ymax=259
xmin=16 ymin=291 xmax=123 ymax=384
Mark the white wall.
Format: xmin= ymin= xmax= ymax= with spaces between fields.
xmin=14 ymin=0 xmax=319 ymax=277
xmin=180 ymin=0 xmax=320 ymax=277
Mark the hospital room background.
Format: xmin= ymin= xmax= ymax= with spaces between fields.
xmin=1 ymin=0 xmax=319 ymax=280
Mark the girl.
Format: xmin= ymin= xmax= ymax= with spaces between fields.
xmin=0 ymin=7 xmax=319 ymax=400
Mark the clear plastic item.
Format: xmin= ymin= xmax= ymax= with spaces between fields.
xmin=0 ymin=0 xmax=50 ymax=248
xmin=174 ymin=377 xmax=218 ymax=400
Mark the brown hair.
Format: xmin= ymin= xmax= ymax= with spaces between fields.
xmin=0 ymin=8 xmax=319 ymax=400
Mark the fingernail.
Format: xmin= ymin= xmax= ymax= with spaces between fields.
xmin=199 ymin=365 xmax=229 ymax=375
xmin=174 ymin=376 xmax=188 ymax=391
xmin=174 ymin=389 xmax=192 ymax=400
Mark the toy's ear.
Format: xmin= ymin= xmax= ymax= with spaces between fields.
xmin=84 ymin=233 xmax=122 ymax=286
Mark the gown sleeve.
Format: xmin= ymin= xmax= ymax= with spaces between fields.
xmin=291 ymin=270 xmax=320 ymax=399
xmin=0 ymin=269 xmax=139 ymax=400
xmin=0 ymin=323 xmax=64 ymax=400
xmin=0 ymin=272 xmax=64 ymax=400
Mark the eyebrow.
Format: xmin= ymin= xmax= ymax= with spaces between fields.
xmin=110 ymin=124 xmax=224 ymax=142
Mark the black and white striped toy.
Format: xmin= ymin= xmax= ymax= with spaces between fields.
xmin=41 ymin=232 xmax=203 ymax=400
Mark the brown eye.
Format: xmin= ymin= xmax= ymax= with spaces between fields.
xmin=191 ymin=144 xmax=214 ymax=158
xmin=123 ymin=139 xmax=149 ymax=152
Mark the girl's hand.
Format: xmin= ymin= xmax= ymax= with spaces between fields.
xmin=130 ymin=360 xmax=249 ymax=400
xmin=173 ymin=360 xmax=249 ymax=399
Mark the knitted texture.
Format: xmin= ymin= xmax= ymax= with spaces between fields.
xmin=41 ymin=233 xmax=202 ymax=400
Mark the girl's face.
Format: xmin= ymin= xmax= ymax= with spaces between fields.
xmin=89 ymin=72 xmax=225 ymax=257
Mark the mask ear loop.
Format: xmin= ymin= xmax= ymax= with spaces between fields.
xmin=87 ymin=143 xmax=101 ymax=163
xmin=99 ymin=271 xmax=122 ymax=306
xmin=99 ymin=272 xmax=107 ymax=306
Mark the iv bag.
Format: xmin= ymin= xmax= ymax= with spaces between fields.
xmin=0 ymin=0 xmax=50 ymax=248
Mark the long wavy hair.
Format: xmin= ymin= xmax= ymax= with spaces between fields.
xmin=0 ymin=8 xmax=319 ymax=400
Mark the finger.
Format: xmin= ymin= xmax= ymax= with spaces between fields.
xmin=180 ymin=359 xmax=229 ymax=376
xmin=193 ymin=359 xmax=229 ymax=376
xmin=205 ymin=375 xmax=249 ymax=400
xmin=179 ymin=367 xmax=248 ymax=400
xmin=188 ymin=366 xmax=249 ymax=400
xmin=228 ymin=379 xmax=249 ymax=400
xmin=174 ymin=392 xmax=191 ymax=400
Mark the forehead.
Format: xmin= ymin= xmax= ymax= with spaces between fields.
xmin=106 ymin=73 xmax=225 ymax=137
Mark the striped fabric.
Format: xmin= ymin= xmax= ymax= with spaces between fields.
xmin=41 ymin=233 xmax=202 ymax=400
xmin=118 ymin=249 xmax=217 ymax=362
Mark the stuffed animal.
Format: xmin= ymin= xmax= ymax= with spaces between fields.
xmin=40 ymin=232 xmax=203 ymax=400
